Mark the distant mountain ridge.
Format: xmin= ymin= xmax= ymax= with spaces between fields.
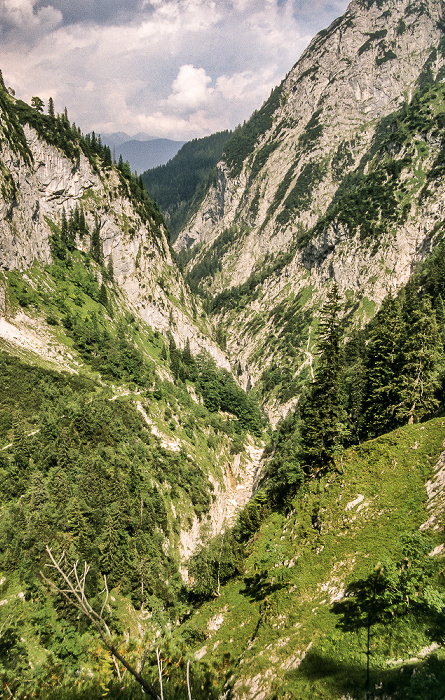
xmin=102 ymin=132 xmax=185 ymax=173
xmin=142 ymin=130 xmax=231 ymax=241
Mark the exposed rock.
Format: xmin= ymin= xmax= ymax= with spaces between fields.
xmin=174 ymin=0 xmax=445 ymax=415
xmin=0 ymin=109 xmax=229 ymax=370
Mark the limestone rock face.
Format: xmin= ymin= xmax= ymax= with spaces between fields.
xmin=177 ymin=0 xmax=444 ymax=281
xmin=173 ymin=0 xmax=445 ymax=410
xmin=0 ymin=109 xmax=229 ymax=369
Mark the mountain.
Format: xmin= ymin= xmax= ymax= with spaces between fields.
xmin=102 ymin=131 xmax=154 ymax=147
xmin=1 ymin=0 xmax=445 ymax=697
xmin=102 ymin=132 xmax=186 ymax=173
xmin=0 ymin=80 xmax=267 ymax=698
xmin=142 ymin=130 xmax=232 ymax=242
xmin=174 ymin=0 xmax=445 ymax=419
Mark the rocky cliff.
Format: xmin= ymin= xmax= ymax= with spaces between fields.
xmin=174 ymin=0 xmax=445 ymax=414
xmin=0 ymin=92 xmax=229 ymax=369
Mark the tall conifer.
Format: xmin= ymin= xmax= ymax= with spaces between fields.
xmin=300 ymin=284 xmax=345 ymax=470
xmin=363 ymin=292 xmax=402 ymax=438
xmin=396 ymin=295 xmax=441 ymax=424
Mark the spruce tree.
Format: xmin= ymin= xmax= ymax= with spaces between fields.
xmin=98 ymin=282 xmax=108 ymax=308
xmin=363 ymin=292 xmax=402 ymax=438
xmin=396 ymin=295 xmax=441 ymax=424
xmin=48 ymin=97 xmax=55 ymax=118
xmin=60 ymin=209 xmax=68 ymax=248
xmin=107 ymin=254 xmax=114 ymax=282
xmin=12 ymin=412 xmax=29 ymax=472
xmin=344 ymin=327 xmax=367 ymax=443
xmin=78 ymin=206 xmax=87 ymax=239
xmin=90 ymin=218 xmax=103 ymax=263
xmin=300 ymin=284 xmax=345 ymax=471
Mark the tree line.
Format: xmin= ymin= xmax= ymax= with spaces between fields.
xmin=266 ymin=265 xmax=444 ymax=497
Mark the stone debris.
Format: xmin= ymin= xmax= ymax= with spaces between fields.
xmin=420 ymin=447 xmax=445 ymax=531
xmin=225 ymin=443 xmax=264 ymax=523
xmin=345 ymin=494 xmax=364 ymax=511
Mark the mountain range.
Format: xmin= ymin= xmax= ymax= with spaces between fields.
xmin=101 ymin=132 xmax=185 ymax=173
xmin=1 ymin=0 xmax=445 ymax=697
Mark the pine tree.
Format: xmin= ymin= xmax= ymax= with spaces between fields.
xmin=106 ymin=255 xmax=114 ymax=282
xmin=396 ymin=295 xmax=442 ymax=424
xmin=67 ymin=210 xmax=76 ymax=251
xmin=49 ymin=466 xmax=71 ymax=510
xmin=12 ymin=412 xmax=29 ymax=470
xmin=90 ymin=218 xmax=103 ymax=263
xmin=31 ymin=96 xmax=44 ymax=112
xmin=363 ymin=292 xmax=402 ymax=438
xmin=98 ymin=282 xmax=108 ymax=308
xmin=344 ymin=328 xmax=367 ymax=443
xmin=99 ymin=514 xmax=123 ymax=584
xmin=48 ymin=97 xmax=55 ymax=118
xmin=56 ymin=427 xmax=72 ymax=471
xmin=103 ymin=145 xmax=112 ymax=167
xmin=300 ymin=284 xmax=346 ymax=470
xmin=78 ymin=206 xmax=87 ymax=239
xmin=60 ymin=209 xmax=68 ymax=247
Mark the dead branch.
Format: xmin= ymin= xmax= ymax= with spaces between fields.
xmin=40 ymin=545 xmax=160 ymax=700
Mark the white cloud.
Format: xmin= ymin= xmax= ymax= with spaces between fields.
xmin=166 ymin=65 xmax=213 ymax=112
xmin=0 ymin=0 xmax=62 ymax=39
xmin=0 ymin=0 xmax=350 ymax=139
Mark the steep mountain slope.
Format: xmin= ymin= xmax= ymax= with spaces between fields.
xmin=0 ymin=88 xmax=229 ymax=368
xmin=0 ymin=82 xmax=269 ymax=582
xmin=0 ymin=85 xmax=269 ymax=698
xmin=173 ymin=418 xmax=445 ymax=700
xmin=174 ymin=0 xmax=445 ymax=417
xmin=142 ymin=130 xmax=231 ymax=242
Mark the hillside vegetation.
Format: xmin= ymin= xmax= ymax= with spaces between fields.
xmin=142 ymin=131 xmax=231 ymax=242
xmin=2 ymin=0 xmax=445 ymax=697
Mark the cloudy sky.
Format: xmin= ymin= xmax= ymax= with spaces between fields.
xmin=0 ymin=0 xmax=349 ymax=140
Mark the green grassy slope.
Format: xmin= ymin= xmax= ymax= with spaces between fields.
xmin=171 ymin=419 xmax=445 ymax=699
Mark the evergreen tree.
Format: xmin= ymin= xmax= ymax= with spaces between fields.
xmin=396 ymin=295 xmax=442 ymax=424
xmin=56 ymin=427 xmax=72 ymax=471
xmin=29 ymin=470 xmax=49 ymax=513
xmin=78 ymin=206 xmax=87 ymax=239
xmin=344 ymin=328 xmax=367 ymax=444
xmin=99 ymin=514 xmax=123 ymax=584
xmin=98 ymin=282 xmax=108 ymax=308
xmin=49 ymin=466 xmax=71 ymax=511
xmin=434 ymin=294 xmax=445 ymax=346
xmin=90 ymin=218 xmax=103 ymax=264
xmin=60 ymin=209 xmax=68 ymax=248
xmin=31 ymin=96 xmax=44 ymax=112
xmin=12 ymin=412 xmax=29 ymax=472
xmin=300 ymin=284 xmax=346 ymax=470
xmin=48 ymin=97 xmax=55 ymax=118
xmin=106 ymin=255 xmax=114 ymax=282
xmin=363 ymin=292 xmax=402 ymax=438
xmin=67 ymin=210 xmax=76 ymax=250
xmin=102 ymin=145 xmax=112 ymax=167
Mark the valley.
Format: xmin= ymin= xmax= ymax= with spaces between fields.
xmin=1 ymin=0 xmax=445 ymax=698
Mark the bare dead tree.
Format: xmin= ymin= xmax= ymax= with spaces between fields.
xmin=40 ymin=545 xmax=160 ymax=700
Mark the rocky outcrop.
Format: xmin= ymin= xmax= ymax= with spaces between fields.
xmin=0 ymin=106 xmax=230 ymax=370
xmin=177 ymin=0 xmax=445 ymax=280
xmin=174 ymin=0 xmax=445 ymax=411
